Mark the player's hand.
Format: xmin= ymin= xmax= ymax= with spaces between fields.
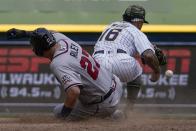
xmin=53 ymin=103 xmax=65 ymax=118
xmin=150 ymin=72 xmax=160 ymax=82
xmin=53 ymin=103 xmax=72 ymax=119
xmin=6 ymin=28 xmax=26 ymax=39
xmin=153 ymin=44 xmax=167 ymax=66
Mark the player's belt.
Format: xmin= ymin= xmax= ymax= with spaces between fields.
xmin=87 ymin=88 xmax=114 ymax=105
xmin=87 ymin=78 xmax=116 ymax=105
xmin=94 ymin=49 xmax=127 ymax=55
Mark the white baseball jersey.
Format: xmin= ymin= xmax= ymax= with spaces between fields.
xmin=93 ymin=21 xmax=154 ymax=82
xmin=50 ymin=33 xmax=123 ymax=119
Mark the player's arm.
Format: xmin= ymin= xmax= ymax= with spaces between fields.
xmin=141 ymin=49 xmax=160 ymax=82
xmin=133 ymin=31 xmax=161 ymax=82
xmin=6 ymin=28 xmax=57 ymax=39
xmin=6 ymin=28 xmax=32 ymax=39
xmin=60 ymin=85 xmax=80 ymax=117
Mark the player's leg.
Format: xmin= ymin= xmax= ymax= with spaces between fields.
xmin=93 ymin=54 xmax=113 ymax=73
xmin=53 ymin=101 xmax=98 ymax=121
xmin=98 ymin=75 xmax=124 ymax=119
xmin=109 ymin=54 xmax=142 ymax=82
xmin=126 ymin=75 xmax=142 ymax=110
xmin=53 ymin=76 xmax=123 ymax=121
xmin=67 ymin=102 xmax=98 ymax=121
xmin=67 ymin=101 xmax=121 ymax=121
xmin=107 ymin=54 xmax=142 ymax=113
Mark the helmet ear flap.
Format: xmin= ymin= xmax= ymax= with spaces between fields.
xmin=43 ymin=33 xmax=56 ymax=49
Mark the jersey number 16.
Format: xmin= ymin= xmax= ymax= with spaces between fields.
xmin=98 ymin=28 xmax=122 ymax=41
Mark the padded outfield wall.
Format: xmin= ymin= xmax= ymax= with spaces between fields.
xmin=0 ymin=0 xmax=196 ymax=25
xmin=0 ymin=25 xmax=196 ymax=113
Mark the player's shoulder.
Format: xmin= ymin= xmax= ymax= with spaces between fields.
xmin=52 ymin=32 xmax=76 ymax=45
xmin=124 ymin=23 xmax=146 ymax=36
xmin=52 ymin=32 xmax=68 ymax=40
xmin=107 ymin=21 xmax=139 ymax=32
xmin=52 ymin=32 xmax=79 ymax=47
xmin=122 ymin=22 xmax=139 ymax=31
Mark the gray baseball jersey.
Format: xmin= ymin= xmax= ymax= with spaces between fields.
xmin=93 ymin=21 xmax=155 ymax=82
xmin=50 ymin=33 xmax=123 ymax=120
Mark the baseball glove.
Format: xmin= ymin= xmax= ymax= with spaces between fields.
xmin=154 ymin=45 xmax=167 ymax=66
xmin=7 ymin=28 xmax=28 ymax=39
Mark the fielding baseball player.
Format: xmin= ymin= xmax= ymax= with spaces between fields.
xmin=93 ymin=5 xmax=166 ymax=110
xmin=7 ymin=28 xmax=123 ymax=120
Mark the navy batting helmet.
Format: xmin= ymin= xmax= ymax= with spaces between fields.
xmin=30 ymin=28 xmax=56 ymax=56
xmin=122 ymin=5 xmax=149 ymax=24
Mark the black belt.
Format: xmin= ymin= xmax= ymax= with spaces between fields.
xmin=94 ymin=49 xmax=127 ymax=55
xmin=87 ymin=88 xmax=114 ymax=105
xmin=87 ymin=76 xmax=117 ymax=105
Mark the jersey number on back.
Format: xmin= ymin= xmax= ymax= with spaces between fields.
xmin=80 ymin=49 xmax=100 ymax=80
xmin=98 ymin=28 xmax=122 ymax=41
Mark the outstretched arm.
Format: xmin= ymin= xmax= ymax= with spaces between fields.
xmin=6 ymin=28 xmax=32 ymax=39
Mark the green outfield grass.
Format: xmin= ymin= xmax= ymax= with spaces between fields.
xmin=0 ymin=0 xmax=195 ymax=24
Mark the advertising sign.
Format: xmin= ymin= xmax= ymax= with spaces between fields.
xmin=0 ymin=47 xmax=63 ymax=106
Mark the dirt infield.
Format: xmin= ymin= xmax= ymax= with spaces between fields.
xmin=0 ymin=111 xmax=196 ymax=131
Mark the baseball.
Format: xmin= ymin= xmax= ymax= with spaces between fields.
xmin=165 ymin=70 xmax=173 ymax=78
